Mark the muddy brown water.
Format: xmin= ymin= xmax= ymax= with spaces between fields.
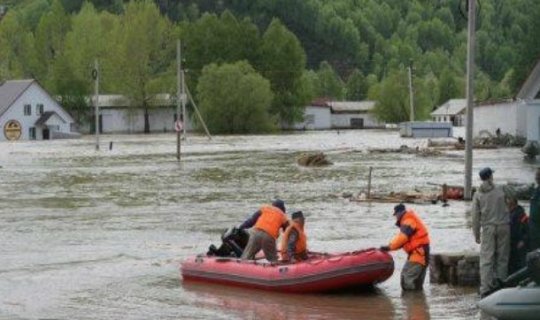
xmin=0 ymin=130 xmax=536 ymax=319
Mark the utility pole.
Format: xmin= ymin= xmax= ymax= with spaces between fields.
xmin=93 ymin=59 xmax=100 ymax=151
xmin=181 ymin=68 xmax=187 ymax=138
xmin=176 ymin=40 xmax=182 ymax=161
xmin=408 ymin=60 xmax=414 ymax=122
xmin=464 ymin=0 xmax=477 ymax=200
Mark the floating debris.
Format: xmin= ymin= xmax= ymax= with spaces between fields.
xmin=297 ymin=152 xmax=332 ymax=167
xmin=369 ymin=145 xmax=445 ymax=157
xmin=522 ymin=141 xmax=540 ymax=160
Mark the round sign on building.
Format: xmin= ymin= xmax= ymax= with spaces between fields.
xmin=4 ymin=120 xmax=22 ymax=141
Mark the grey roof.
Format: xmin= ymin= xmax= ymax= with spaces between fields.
xmin=517 ymin=59 xmax=540 ymax=100
xmin=329 ymin=101 xmax=375 ymax=113
xmin=93 ymin=94 xmax=175 ymax=108
xmin=35 ymin=111 xmax=65 ymax=126
xmin=0 ymin=79 xmax=34 ymax=118
xmin=431 ymin=99 xmax=467 ymax=116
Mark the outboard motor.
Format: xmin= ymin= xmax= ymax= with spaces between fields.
xmin=207 ymin=227 xmax=249 ymax=257
xmin=527 ymin=249 xmax=540 ymax=285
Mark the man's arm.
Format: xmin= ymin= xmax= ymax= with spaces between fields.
xmin=471 ymin=195 xmax=481 ymax=243
xmin=239 ymin=210 xmax=261 ymax=230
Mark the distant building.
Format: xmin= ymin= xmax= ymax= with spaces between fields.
xmin=400 ymin=122 xmax=453 ymax=138
xmin=472 ymin=59 xmax=540 ymax=140
xmin=88 ymin=94 xmax=193 ymax=134
xmin=431 ymin=99 xmax=466 ymax=126
xmin=329 ymin=101 xmax=384 ymax=129
xmin=0 ymin=79 xmax=77 ymax=141
xmin=291 ymin=99 xmax=331 ymax=130
xmin=291 ymin=99 xmax=384 ymax=130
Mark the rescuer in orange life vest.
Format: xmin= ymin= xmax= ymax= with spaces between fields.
xmin=239 ymin=199 xmax=289 ymax=262
xmin=280 ymin=211 xmax=308 ymax=263
xmin=380 ymin=204 xmax=431 ymax=290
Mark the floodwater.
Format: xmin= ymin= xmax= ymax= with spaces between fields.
xmin=0 ymin=130 xmax=536 ymax=319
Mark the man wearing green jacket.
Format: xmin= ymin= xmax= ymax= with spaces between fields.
xmin=529 ymin=168 xmax=540 ymax=251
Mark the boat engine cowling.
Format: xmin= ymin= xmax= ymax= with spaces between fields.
xmin=527 ymin=249 xmax=540 ymax=285
xmin=207 ymin=227 xmax=249 ymax=258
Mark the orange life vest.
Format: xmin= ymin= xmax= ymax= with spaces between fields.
xmin=279 ymin=221 xmax=307 ymax=260
xmin=389 ymin=209 xmax=430 ymax=265
xmin=254 ymin=205 xmax=287 ymax=239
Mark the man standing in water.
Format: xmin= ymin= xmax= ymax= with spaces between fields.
xmin=380 ymin=204 xmax=430 ymax=290
xmin=529 ymin=168 xmax=540 ymax=251
xmin=471 ymin=167 xmax=510 ymax=297
xmin=239 ymin=199 xmax=289 ymax=262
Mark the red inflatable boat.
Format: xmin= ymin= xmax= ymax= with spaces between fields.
xmin=181 ymin=248 xmax=394 ymax=293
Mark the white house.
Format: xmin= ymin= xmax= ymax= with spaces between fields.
xmin=472 ymin=60 xmax=540 ymax=140
xmin=329 ymin=101 xmax=383 ymax=129
xmin=431 ymin=99 xmax=467 ymax=126
xmin=0 ymin=79 xmax=77 ymax=141
xmin=90 ymin=94 xmax=193 ymax=134
xmin=291 ymin=99 xmax=331 ymax=130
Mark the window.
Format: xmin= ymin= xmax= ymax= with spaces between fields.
xmin=24 ymin=104 xmax=31 ymax=116
xmin=305 ymin=114 xmax=315 ymax=125
xmin=37 ymin=104 xmax=44 ymax=115
xmin=29 ymin=127 xmax=36 ymax=140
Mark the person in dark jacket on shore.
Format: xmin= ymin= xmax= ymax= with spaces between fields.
xmin=507 ymin=197 xmax=529 ymax=274
xmin=529 ymin=168 xmax=540 ymax=251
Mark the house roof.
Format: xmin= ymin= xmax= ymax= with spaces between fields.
xmin=35 ymin=111 xmax=65 ymax=126
xmin=94 ymin=94 xmax=175 ymax=108
xmin=517 ymin=59 xmax=540 ymax=100
xmin=431 ymin=99 xmax=467 ymax=116
xmin=329 ymin=101 xmax=375 ymax=112
xmin=0 ymin=79 xmax=34 ymax=118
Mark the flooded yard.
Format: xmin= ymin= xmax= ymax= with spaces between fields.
xmin=0 ymin=130 xmax=537 ymax=319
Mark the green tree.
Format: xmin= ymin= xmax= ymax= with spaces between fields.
xmin=369 ymin=68 xmax=432 ymax=123
xmin=258 ymin=18 xmax=307 ymax=124
xmin=0 ymin=11 xmax=39 ymax=81
xmin=437 ymin=67 xmax=463 ymax=105
xmin=196 ymin=61 xmax=275 ymax=134
xmin=345 ymin=69 xmax=368 ymax=100
xmin=316 ymin=61 xmax=344 ymax=100
xmin=34 ymin=0 xmax=71 ymax=88
xmin=108 ymin=0 xmax=176 ymax=133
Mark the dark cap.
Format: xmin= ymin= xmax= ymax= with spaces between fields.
xmin=292 ymin=211 xmax=304 ymax=220
xmin=393 ymin=204 xmax=406 ymax=215
xmin=272 ymin=199 xmax=286 ymax=213
xmin=479 ymin=167 xmax=494 ymax=181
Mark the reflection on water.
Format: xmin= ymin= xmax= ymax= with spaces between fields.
xmin=183 ymin=282 xmax=396 ymax=320
xmin=0 ymin=131 xmax=534 ymax=319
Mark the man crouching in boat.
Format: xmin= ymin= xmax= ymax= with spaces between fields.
xmin=239 ymin=199 xmax=289 ymax=262
xmin=380 ymin=204 xmax=431 ymax=290
xmin=280 ymin=211 xmax=308 ymax=263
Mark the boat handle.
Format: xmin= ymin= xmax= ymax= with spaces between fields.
xmin=327 ymin=256 xmax=344 ymax=262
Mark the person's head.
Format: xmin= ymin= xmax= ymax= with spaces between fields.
xmin=393 ymin=203 xmax=406 ymax=221
xmin=291 ymin=211 xmax=305 ymax=225
xmin=479 ymin=167 xmax=494 ymax=182
xmin=506 ymin=197 xmax=518 ymax=209
xmin=535 ymin=168 xmax=540 ymax=185
xmin=272 ymin=199 xmax=286 ymax=213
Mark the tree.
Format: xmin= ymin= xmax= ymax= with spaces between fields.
xmin=437 ymin=67 xmax=463 ymax=105
xmin=258 ymin=18 xmax=307 ymax=124
xmin=316 ymin=61 xmax=345 ymax=100
xmin=34 ymin=0 xmax=71 ymax=88
xmin=369 ymin=68 xmax=432 ymax=123
xmin=108 ymin=0 xmax=176 ymax=133
xmin=0 ymin=11 xmax=39 ymax=81
xmin=196 ymin=61 xmax=275 ymax=134
xmin=345 ymin=69 xmax=368 ymax=100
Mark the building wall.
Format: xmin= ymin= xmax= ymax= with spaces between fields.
xmin=100 ymin=107 xmax=193 ymax=133
xmin=291 ymin=106 xmax=331 ymax=130
xmin=0 ymin=83 xmax=74 ymax=141
xmin=473 ymin=102 xmax=526 ymax=137
xmin=331 ymin=112 xmax=382 ymax=129
xmin=526 ymin=101 xmax=540 ymax=141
